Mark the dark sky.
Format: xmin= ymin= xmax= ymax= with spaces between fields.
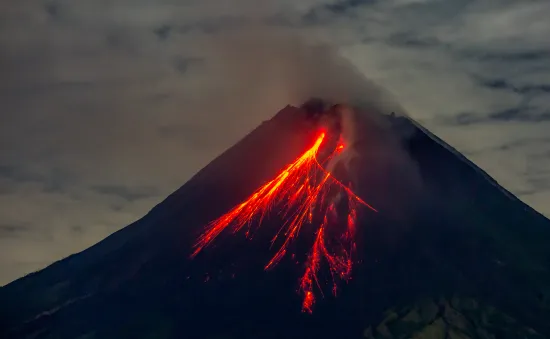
xmin=1 ymin=0 xmax=550 ymax=285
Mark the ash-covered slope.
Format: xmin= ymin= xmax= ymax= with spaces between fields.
xmin=1 ymin=103 xmax=550 ymax=339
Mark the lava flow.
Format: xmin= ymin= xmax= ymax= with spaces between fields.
xmin=191 ymin=130 xmax=376 ymax=313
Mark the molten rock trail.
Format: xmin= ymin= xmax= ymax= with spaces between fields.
xmin=191 ymin=122 xmax=376 ymax=313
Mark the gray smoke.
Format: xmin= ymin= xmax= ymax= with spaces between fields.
xmin=202 ymin=26 xmax=425 ymax=216
xmin=193 ymin=26 xmax=425 ymax=219
xmin=193 ymin=26 xmax=408 ymax=128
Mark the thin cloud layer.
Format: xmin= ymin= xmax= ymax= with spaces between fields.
xmin=1 ymin=0 xmax=549 ymax=285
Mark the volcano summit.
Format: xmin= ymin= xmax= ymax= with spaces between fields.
xmin=1 ymin=101 xmax=550 ymax=339
xmin=191 ymin=103 xmax=380 ymax=313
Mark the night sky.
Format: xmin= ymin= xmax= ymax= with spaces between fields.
xmin=1 ymin=0 xmax=549 ymax=286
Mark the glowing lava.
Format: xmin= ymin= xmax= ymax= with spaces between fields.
xmin=191 ymin=130 xmax=376 ymax=313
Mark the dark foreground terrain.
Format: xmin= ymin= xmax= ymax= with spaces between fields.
xmin=1 ymin=104 xmax=549 ymax=339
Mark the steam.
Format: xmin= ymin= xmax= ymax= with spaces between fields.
xmin=321 ymin=103 xmax=424 ymax=219
xmin=194 ymin=26 xmax=423 ymax=218
xmin=325 ymin=104 xmax=360 ymax=175
xmin=193 ymin=26 xmax=407 ymax=131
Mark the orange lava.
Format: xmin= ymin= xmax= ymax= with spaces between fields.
xmin=191 ymin=130 xmax=376 ymax=313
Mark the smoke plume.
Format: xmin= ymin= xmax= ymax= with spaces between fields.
xmin=192 ymin=26 xmax=407 ymax=129
xmin=195 ymin=26 xmax=424 ymax=219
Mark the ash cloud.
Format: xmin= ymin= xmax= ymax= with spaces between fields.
xmin=198 ymin=27 xmax=425 ymax=195
xmin=199 ymin=27 xmax=423 ymax=212
xmin=194 ymin=26 xmax=408 ymax=125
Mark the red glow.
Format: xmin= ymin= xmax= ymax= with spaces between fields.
xmin=191 ymin=130 xmax=376 ymax=313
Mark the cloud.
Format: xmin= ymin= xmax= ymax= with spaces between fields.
xmin=44 ymin=3 xmax=61 ymax=20
xmin=319 ymin=0 xmax=377 ymax=14
xmin=91 ymin=185 xmax=160 ymax=202
xmin=477 ymin=78 xmax=550 ymax=95
xmin=448 ymin=108 xmax=550 ymax=126
xmin=153 ymin=24 xmax=173 ymax=41
xmin=1 ymin=0 xmax=550 ymax=285
xmin=0 ymin=223 xmax=32 ymax=239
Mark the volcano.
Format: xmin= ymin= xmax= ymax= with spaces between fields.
xmin=1 ymin=101 xmax=550 ymax=339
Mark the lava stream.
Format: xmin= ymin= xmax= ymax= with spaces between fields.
xmin=191 ymin=131 xmax=376 ymax=313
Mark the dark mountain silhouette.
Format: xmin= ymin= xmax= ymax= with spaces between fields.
xmin=1 ymin=103 xmax=550 ymax=339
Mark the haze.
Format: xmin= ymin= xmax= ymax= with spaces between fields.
xmin=1 ymin=0 xmax=550 ymax=285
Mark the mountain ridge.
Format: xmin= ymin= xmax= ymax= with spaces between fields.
xmin=1 ymin=104 xmax=549 ymax=339
xmin=406 ymin=115 xmax=546 ymax=220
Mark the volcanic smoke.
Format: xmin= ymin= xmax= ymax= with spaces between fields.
xmin=191 ymin=105 xmax=376 ymax=313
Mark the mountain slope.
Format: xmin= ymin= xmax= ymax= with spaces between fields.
xmin=1 ymin=105 xmax=549 ymax=339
